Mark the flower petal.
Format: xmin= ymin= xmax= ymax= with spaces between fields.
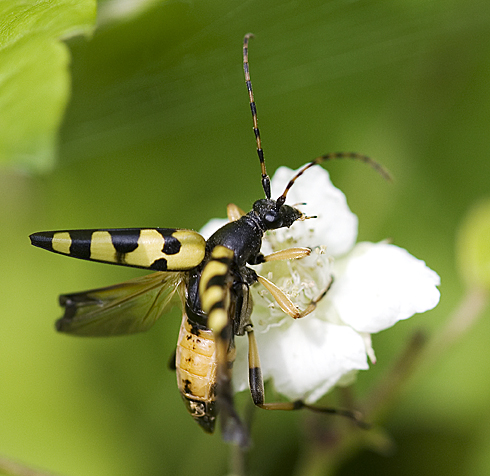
xmin=331 ymin=242 xmax=441 ymax=333
xmin=270 ymin=165 xmax=358 ymax=256
xmin=232 ymin=317 xmax=368 ymax=404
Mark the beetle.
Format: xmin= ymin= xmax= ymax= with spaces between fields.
xmin=30 ymin=34 xmax=388 ymax=446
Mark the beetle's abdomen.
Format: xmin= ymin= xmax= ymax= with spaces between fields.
xmin=176 ymin=314 xmax=218 ymax=433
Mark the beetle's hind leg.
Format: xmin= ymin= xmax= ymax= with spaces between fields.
xmin=199 ymin=245 xmax=251 ymax=447
xmin=245 ymin=324 xmax=368 ymax=428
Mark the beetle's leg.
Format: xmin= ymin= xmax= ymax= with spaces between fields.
xmin=245 ymin=324 xmax=368 ymax=427
xmin=200 ymin=245 xmax=250 ymax=447
xmin=256 ymin=275 xmax=333 ymax=319
xmin=227 ymin=203 xmax=246 ymax=222
xmin=262 ymin=247 xmax=311 ymax=262
xmin=252 ymin=247 xmax=310 ymax=265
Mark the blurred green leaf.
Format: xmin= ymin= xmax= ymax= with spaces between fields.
xmin=457 ymin=199 xmax=490 ymax=290
xmin=0 ymin=0 xmax=96 ymax=171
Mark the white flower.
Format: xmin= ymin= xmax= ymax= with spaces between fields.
xmin=200 ymin=164 xmax=440 ymax=404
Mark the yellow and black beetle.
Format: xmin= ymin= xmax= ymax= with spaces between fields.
xmin=31 ymin=34 xmax=386 ymax=446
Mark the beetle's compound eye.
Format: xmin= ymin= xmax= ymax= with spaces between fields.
xmin=264 ymin=209 xmax=279 ymax=224
xmin=253 ymin=199 xmax=284 ymax=229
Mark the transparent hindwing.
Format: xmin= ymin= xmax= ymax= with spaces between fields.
xmin=56 ymin=271 xmax=186 ymax=336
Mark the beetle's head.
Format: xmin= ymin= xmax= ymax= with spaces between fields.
xmin=253 ymin=198 xmax=303 ymax=230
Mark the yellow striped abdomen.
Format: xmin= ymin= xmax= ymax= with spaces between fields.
xmin=175 ymin=313 xmax=218 ymax=433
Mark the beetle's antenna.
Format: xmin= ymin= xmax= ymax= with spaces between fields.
xmin=276 ymin=152 xmax=392 ymax=208
xmin=243 ymin=33 xmax=271 ymax=199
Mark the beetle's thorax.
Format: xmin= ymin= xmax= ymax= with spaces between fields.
xmin=205 ymin=199 xmax=302 ymax=269
xmin=206 ymin=214 xmax=263 ymax=267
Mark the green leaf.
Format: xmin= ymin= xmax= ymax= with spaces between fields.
xmin=0 ymin=0 xmax=96 ymax=171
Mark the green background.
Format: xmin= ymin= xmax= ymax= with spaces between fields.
xmin=1 ymin=0 xmax=490 ymax=475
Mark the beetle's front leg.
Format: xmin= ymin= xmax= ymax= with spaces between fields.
xmin=250 ymin=247 xmax=311 ymax=265
xmin=262 ymin=247 xmax=311 ymax=262
xmin=257 ymin=275 xmax=334 ymax=319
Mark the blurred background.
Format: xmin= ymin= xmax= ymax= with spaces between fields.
xmin=1 ymin=0 xmax=489 ymax=475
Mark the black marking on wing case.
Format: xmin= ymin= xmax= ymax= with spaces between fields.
xmin=109 ymin=230 xmax=140 ymax=255
xmin=69 ymin=230 xmax=92 ymax=260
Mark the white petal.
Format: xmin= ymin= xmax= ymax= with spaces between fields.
xmin=331 ymin=242 xmax=441 ymax=333
xmin=234 ymin=318 xmax=369 ymax=404
xmin=232 ymin=335 xmax=251 ymax=394
xmin=270 ymin=165 xmax=358 ymax=256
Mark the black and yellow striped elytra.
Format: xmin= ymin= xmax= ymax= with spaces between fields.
xmin=30 ymin=228 xmax=205 ymax=271
xmin=30 ymin=34 xmax=384 ymax=447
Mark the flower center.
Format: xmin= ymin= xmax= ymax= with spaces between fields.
xmin=252 ymin=231 xmax=334 ymax=332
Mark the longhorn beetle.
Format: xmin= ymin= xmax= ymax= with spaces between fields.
xmin=30 ymin=34 xmax=389 ymax=447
